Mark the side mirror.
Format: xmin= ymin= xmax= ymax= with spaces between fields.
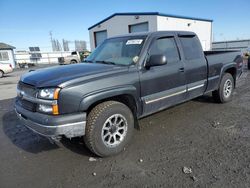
xmin=146 ymin=54 xmax=167 ymax=68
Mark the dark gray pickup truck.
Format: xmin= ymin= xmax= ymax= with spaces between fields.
xmin=15 ymin=31 xmax=242 ymax=157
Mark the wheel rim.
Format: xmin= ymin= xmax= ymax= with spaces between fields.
xmin=223 ymin=79 xmax=233 ymax=98
xmin=101 ymin=114 xmax=128 ymax=148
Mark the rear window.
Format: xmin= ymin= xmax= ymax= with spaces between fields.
xmin=179 ymin=36 xmax=203 ymax=60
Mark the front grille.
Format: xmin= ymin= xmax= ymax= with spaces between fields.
xmin=17 ymin=97 xmax=37 ymax=112
xmin=18 ymin=81 xmax=37 ymax=97
xmin=17 ymin=82 xmax=37 ymax=112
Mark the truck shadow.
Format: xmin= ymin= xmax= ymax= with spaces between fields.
xmin=2 ymin=110 xmax=59 ymax=153
xmin=60 ymin=137 xmax=94 ymax=157
xmin=193 ymin=94 xmax=216 ymax=103
xmin=2 ymin=110 xmax=93 ymax=156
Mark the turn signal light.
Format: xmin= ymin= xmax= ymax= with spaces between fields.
xmin=52 ymin=105 xmax=59 ymax=115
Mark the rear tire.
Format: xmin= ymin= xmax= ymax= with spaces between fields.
xmin=0 ymin=70 xmax=3 ymax=78
xmin=212 ymin=73 xmax=234 ymax=103
xmin=84 ymin=101 xmax=134 ymax=157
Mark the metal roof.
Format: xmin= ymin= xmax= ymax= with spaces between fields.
xmin=88 ymin=12 xmax=213 ymax=30
xmin=213 ymin=39 xmax=250 ymax=44
xmin=0 ymin=42 xmax=15 ymax=50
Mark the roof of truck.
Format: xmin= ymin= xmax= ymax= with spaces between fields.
xmin=108 ymin=31 xmax=196 ymax=39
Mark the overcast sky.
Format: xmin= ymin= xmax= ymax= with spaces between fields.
xmin=0 ymin=0 xmax=249 ymax=51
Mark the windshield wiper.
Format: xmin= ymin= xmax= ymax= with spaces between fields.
xmin=95 ymin=60 xmax=116 ymax=65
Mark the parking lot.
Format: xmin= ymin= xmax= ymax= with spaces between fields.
xmin=1 ymin=67 xmax=250 ymax=188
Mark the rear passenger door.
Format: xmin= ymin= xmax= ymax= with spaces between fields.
xmin=178 ymin=35 xmax=208 ymax=99
xmin=140 ymin=35 xmax=187 ymax=115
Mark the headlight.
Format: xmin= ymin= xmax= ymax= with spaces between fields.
xmin=37 ymin=88 xmax=60 ymax=115
xmin=37 ymin=104 xmax=59 ymax=115
xmin=38 ymin=88 xmax=60 ymax=100
xmin=38 ymin=104 xmax=53 ymax=113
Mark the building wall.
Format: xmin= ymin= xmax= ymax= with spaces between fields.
xmin=89 ymin=15 xmax=158 ymax=50
xmin=157 ymin=16 xmax=212 ymax=50
xmin=89 ymin=15 xmax=212 ymax=51
xmin=0 ymin=49 xmax=15 ymax=68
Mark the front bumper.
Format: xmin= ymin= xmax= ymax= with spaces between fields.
xmin=15 ymin=102 xmax=86 ymax=139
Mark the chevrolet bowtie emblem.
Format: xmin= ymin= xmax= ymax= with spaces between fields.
xmin=18 ymin=90 xmax=25 ymax=98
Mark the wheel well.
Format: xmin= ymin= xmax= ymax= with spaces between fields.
xmin=225 ymin=67 xmax=236 ymax=86
xmin=71 ymin=59 xmax=77 ymax=62
xmin=87 ymin=94 xmax=138 ymax=117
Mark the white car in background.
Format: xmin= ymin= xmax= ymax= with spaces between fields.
xmin=0 ymin=63 xmax=13 ymax=78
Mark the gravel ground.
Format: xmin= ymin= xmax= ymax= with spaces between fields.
xmin=0 ymin=68 xmax=250 ymax=188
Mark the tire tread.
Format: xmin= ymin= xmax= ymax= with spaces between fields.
xmin=84 ymin=101 xmax=123 ymax=156
xmin=212 ymin=73 xmax=234 ymax=103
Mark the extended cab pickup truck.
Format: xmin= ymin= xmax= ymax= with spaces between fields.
xmin=15 ymin=31 xmax=242 ymax=157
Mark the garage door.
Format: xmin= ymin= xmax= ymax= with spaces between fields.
xmin=94 ymin=30 xmax=107 ymax=47
xmin=129 ymin=22 xmax=149 ymax=33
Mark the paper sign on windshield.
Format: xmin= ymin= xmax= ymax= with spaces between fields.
xmin=126 ymin=39 xmax=143 ymax=45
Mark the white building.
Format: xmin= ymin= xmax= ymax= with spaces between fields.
xmin=0 ymin=43 xmax=16 ymax=67
xmin=88 ymin=12 xmax=213 ymax=51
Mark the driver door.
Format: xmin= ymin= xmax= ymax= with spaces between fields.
xmin=139 ymin=35 xmax=187 ymax=115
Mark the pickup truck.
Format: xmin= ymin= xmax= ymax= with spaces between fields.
xmin=58 ymin=51 xmax=91 ymax=65
xmin=15 ymin=31 xmax=242 ymax=157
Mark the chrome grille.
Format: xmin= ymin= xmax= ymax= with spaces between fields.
xmin=17 ymin=81 xmax=37 ymax=97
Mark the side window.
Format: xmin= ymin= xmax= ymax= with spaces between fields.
xmin=179 ymin=36 xmax=203 ymax=60
xmin=149 ymin=37 xmax=180 ymax=63
xmin=0 ymin=52 xmax=9 ymax=61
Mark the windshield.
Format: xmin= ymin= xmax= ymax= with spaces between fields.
xmin=86 ymin=36 xmax=146 ymax=66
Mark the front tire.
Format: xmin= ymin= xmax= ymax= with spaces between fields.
xmin=212 ymin=73 xmax=234 ymax=103
xmin=84 ymin=101 xmax=134 ymax=157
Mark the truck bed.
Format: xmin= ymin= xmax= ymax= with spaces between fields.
xmin=205 ymin=50 xmax=243 ymax=78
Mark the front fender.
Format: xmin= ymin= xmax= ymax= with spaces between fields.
xmin=79 ymin=85 xmax=141 ymax=114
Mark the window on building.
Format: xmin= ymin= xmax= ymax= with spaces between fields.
xmin=129 ymin=22 xmax=149 ymax=33
xmin=179 ymin=35 xmax=203 ymax=60
xmin=149 ymin=37 xmax=180 ymax=63
xmin=94 ymin=30 xmax=107 ymax=48
xmin=0 ymin=52 xmax=9 ymax=61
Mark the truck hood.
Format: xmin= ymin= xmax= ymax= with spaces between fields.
xmin=20 ymin=63 xmax=128 ymax=88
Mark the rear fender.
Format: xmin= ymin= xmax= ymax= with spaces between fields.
xmin=219 ymin=63 xmax=237 ymax=86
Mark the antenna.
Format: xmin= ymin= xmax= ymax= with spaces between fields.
xmin=49 ymin=31 xmax=53 ymax=51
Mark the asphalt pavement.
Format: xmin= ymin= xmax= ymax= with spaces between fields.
xmin=1 ymin=67 xmax=250 ymax=188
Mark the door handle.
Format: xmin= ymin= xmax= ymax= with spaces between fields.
xmin=179 ymin=67 xmax=185 ymax=72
